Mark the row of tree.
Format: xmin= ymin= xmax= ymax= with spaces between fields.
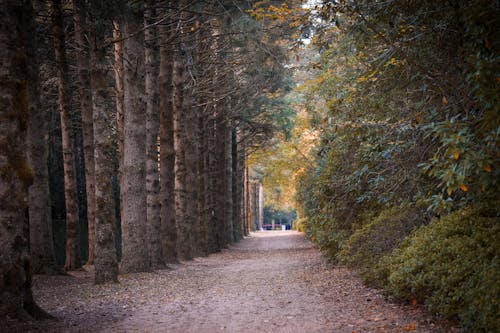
xmin=0 ymin=0 xmax=290 ymax=318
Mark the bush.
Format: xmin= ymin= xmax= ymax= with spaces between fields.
xmin=305 ymin=216 xmax=350 ymax=261
xmin=382 ymin=208 xmax=499 ymax=332
xmin=339 ymin=206 xmax=425 ymax=286
xmin=293 ymin=217 xmax=307 ymax=232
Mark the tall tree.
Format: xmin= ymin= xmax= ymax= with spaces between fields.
xmin=173 ymin=22 xmax=191 ymax=260
xmin=51 ymin=0 xmax=81 ymax=271
xmin=0 ymin=0 xmax=49 ymax=318
xmin=73 ymin=0 xmax=96 ymax=267
xmin=182 ymin=15 xmax=200 ymax=258
xmin=113 ymin=19 xmax=125 ymax=223
xmin=120 ymin=8 xmax=150 ymax=273
xmin=87 ymin=0 xmax=119 ymax=284
xmin=27 ymin=0 xmax=58 ymax=274
xmin=159 ymin=11 xmax=178 ymax=263
xmin=144 ymin=0 xmax=162 ymax=267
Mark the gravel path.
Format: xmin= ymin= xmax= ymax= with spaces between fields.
xmin=5 ymin=231 xmax=457 ymax=332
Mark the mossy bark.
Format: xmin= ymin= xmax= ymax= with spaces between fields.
xmin=0 ymin=0 xmax=50 ymax=318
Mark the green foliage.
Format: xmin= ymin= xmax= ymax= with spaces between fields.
xmin=263 ymin=204 xmax=297 ymax=225
xmin=293 ymin=217 xmax=306 ymax=232
xmin=338 ymin=206 xmax=426 ymax=287
xmin=381 ymin=208 xmax=500 ymax=332
xmin=286 ymin=0 xmax=499 ymax=330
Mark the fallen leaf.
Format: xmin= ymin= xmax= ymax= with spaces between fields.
xmin=459 ymin=184 xmax=468 ymax=192
xmin=404 ymin=322 xmax=416 ymax=331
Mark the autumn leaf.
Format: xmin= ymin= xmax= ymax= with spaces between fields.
xmin=442 ymin=96 xmax=448 ymax=106
xmin=483 ymin=165 xmax=492 ymax=173
xmin=411 ymin=298 xmax=417 ymax=306
xmin=404 ymin=322 xmax=416 ymax=331
xmin=459 ymin=184 xmax=468 ymax=192
xmin=453 ymin=150 xmax=460 ymax=160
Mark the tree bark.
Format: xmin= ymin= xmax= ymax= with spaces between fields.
xmin=173 ymin=35 xmax=191 ymax=260
xmin=51 ymin=0 xmax=81 ymax=271
xmin=159 ymin=15 xmax=178 ymax=264
xmin=88 ymin=2 xmax=119 ymax=284
xmin=113 ymin=19 xmax=124 ymax=234
xmin=73 ymin=0 xmax=96 ymax=267
xmin=144 ymin=0 xmax=163 ymax=268
xmin=224 ymin=117 xmax=234 ymax=244
xmin=206 ymin=106 xmax=219 ymax=252
xmin=120 ymin=12 xmax=150 ymax=273
xmin=231 ymin=127 xmax=242 ymax=242
xmin=0 ymin=0 xmax=49 ymax=318
xmin=198 ymin=112 xmax=209 ymax=255
xmin=27 ymin=0 xmax=58 ymax=275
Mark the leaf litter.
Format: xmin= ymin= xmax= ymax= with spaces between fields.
xmin=4 ymin=231 xmax=459 ymax=332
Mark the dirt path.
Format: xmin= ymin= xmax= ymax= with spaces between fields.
xmin=8 ymin=231 xmax=456 ymax=332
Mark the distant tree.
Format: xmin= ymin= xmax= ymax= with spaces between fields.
xmin=50 ymin=0 xmax=81 ymax=271
xmin=72 ymin=0 xmax=96 ymax=267
xmin=144 ymin=0 xmax=163 ymax=268
xmin=27 ymin=0 xmax=58 ymax=274
xmin=158 ymin=8 xmax=178 ymax=264
xmin=172 ymin=10 xmax=192 ymax=260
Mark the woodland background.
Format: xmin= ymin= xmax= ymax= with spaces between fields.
xmin=0 ymin=0 xmax=498 ymax=332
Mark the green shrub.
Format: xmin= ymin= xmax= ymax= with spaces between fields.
xmin=293 ymin=217 xmax=307 ymax=232
xmin=304 ymin=216 xmax=350 ymax=261
xmin=339 ymin=206 xmax=425 ymax=286
xmin=382 ymin=208 xmax=499 ymax=332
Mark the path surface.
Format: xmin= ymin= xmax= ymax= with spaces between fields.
xmin=9 ymin=231 xmax=456 ymax=332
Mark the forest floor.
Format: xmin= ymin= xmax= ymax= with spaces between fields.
xmin=5 ymin=231 xmax=459 ymax=333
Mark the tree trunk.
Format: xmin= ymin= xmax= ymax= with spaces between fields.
xmin=144 ymin=0 xmax=162 ymax=268
xmin=51 ymin=0 xmax=81 ymax=271
xmin=27 ymin=0 xmax=58 ymax=275
xmin=231 ymin=127 xmax=242 ymax=242
xmin=159 ymin=16 xmax=178 ymax=264
xmin=198 ymin=112 xmax=209 ymax=255
xmin=214 ymin=107 xmax=228 ymax=248
xmin=88 ymin=2 xmax=119 ymax=284
xmin=244 ymin=164 xmax=250 ymax=235
xmin=113 ymin=19 xmax=124 ymax=236
xmin=0 ymin=0 xmax=49 ymax=318
xmin=73 ymin=0 xmax=96 ymax=267
xmin=237 ymin=131 xmax=247 ymax=238
xmin=173 ymin=36 xmax=191 ymax=260
xmin=120 ymin=12 xmax=150 ymax=273
xmin=224 ymin=117 xmax=234 ymax=244
xmin=206 ymin=106 xmax=219 ymax=252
